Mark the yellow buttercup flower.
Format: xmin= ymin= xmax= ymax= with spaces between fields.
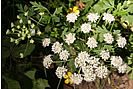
xmin=67 ymin=6 xmax=80 ymax=14
xmin=64 ymin=72 xmax=73 ymax=84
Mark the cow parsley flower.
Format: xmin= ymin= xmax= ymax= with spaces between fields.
xmin=75 ymin=57 xmax=86 ymax=68
xmin=65 ymin=33 xmax=76 ymax=45
xmin=100 ymin=50 xmax=110 ymax=61
xmin=86 ymin=37 xmax=98 ymax=48
xmin=78 ymin=51 xmax=89 ymax=61
xmin=66 ymin=13 xmax=79 ymax=23
xmin=55 ymin=66 xmax=67 ymax=79
xmin=52 ymin=42 xmax=63 ymax=54
xmin=42 ymin=38 xmax=50 ymax=48
xmin=81 ymin=23 xmax=91 ymax=33
xmin=59 ymin=50 xmax=70 ymax=60
xmin=87 ymin=13 xmax=100 ymax=23
xmin=103 ymin=13 xmax=115 ymax=23
xmin=104 ymin=33 xmax=114 ymax=44
xmin=95 ymin=66 xmax=108 ymax=78
xmin=43 ymin=55 xmax=53 ymax=68
xmin=117 ymin=37 xmax=127 ymax=48
xmin=110 ymin=56 xmax=123 ymax=67
xmin=118 ymin=63 xmax=128 ymax=73
xmin=82 ymin=65 xmax=94 ymax=75
xmin=86 ymin=56 xmax=100 ymax=68
xmin=70 ymin=73 xmax=83 ymax=85
xmin=83 ymin=73 xmax=96 ymax=82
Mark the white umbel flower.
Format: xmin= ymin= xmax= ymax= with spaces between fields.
xmin=83 ymin=73 xmax=96 ymax=82
xmin=87 ymin=13 xmax=100 ymax=23
xmin=95 ymin=66 xmax=108 ymax=78
xmin=75 ymin=57 xmax=86 ymax=68
xmin=59 ymin=50 xmax=70 ymax=60
xmin=117 ymin=37 xmax=127 ymax=48
xmin=30 ymin=29 xmax=35 ymax=36
xmin=52 ymin=42 xmax=63 ymax=54
xmin=66 ymin=13 xmax=79 ymax=23
xmin=70 ymin=73 xmax=83 ymax=85
xmin=86 ymin=56 xmax=100 ymax=68
xmin=82 ymin=65 xmax=93 ymax=75
xmin=104 ymin=33 xmax=114 ymax=44
xmin=86 ymin=37 xmax=98 ymax=48
xmin=65 ymin=33 xmax=76 ymax=45
xmin=43 ymin=55 xmax=53 ymax=68
xmin=78 ymin=51 xmax=89 ymax=61
xmin=100 ymin=50 xmax=110 ymax=61
xmin=110 ymin=56 xmax=123 ymax=67
xmin=81 ymin=23 xmax=91 ymax=33
xmin=103 ymin=13 xmax=115 ymax=23
xmin=55 ymin=66 xmax=67 ymax=79
xmin=42 ymin=38 xmax=50 ymax=48
xmin=118 ymin=63 xmax=128 ymax=73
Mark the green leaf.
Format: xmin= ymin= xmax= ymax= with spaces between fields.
xmin=127 ymin=4 xmax=133 ymax=13
xmin=30 ymin=1 xmax=50 ymax=14
xmin=126 ymin=66 xmax=132 ymax=73
xmin=113 ymin=30 xmax=120 ymax=35
xmin=52 ymin=15 xmax=60 ymax=22
xmin=2 ymin=76 xmax=21 ymax=89
xmin=130 ymin=70 xmax=133 ymax=80
xmin=25 ymin=69 xmax=36 ymax=80
xmin=121 ymin=15 xmax=133 ymax=25
xmin=12 ymin=43 xmax=35 ymax=58
xmin=53 ymin=7 xmax=63 ymax=15
xmin=81 ymin=0 xmax=90 ymax=2
xmin=68 ymin=60 xmax=76 ymax=73
xmin=32 ymin=78 xmax=50 ymax=89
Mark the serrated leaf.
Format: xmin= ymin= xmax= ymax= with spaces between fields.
xmin=25 ymin=69 xmax=36 ymax=80
xmin=32 ymin=78 xmax=50 ymax=89
xmin=2 ymin=76 xmax=21 ymax=89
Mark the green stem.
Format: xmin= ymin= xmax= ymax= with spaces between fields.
xmin=97 ymin=14 xmax=103 ymax=25
xmin=29 ymin=17 xmax=44 ymax=26
xmin=78 ymin=67 xmax=81 ymax=74
xmin=57 ymin=78 xmax=62 ymax=89
xmin=110 ymin=21 xmax=115 ymax=32
xmin=73 ymin=84 xmax=75 ymax=89
xmin=96 ymin=78 xmax=102 ymax=89
xmin=44 ymin=68 xmax=47 ymax=78
xmin=37 ymin=16 xmax=42 ymax=25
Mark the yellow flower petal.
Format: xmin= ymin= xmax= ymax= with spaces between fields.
xmin=64 ymin=74 xmax=68 ymax=79
xmin=67 ymin=8 xmax=72 ymax=12
xmin=64 ymin=79 xmax=70 ymax=84
xmin=67 ymin=72 xmax=72 ymax=77
xmin=73 ymin=10 xmax=80 ymax=13
xmin=70 ymin=81 xmax=73 ymax=84
xmin=73 ymin=6 xmax=78 ymax=12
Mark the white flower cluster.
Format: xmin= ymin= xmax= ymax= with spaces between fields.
xmin=70 ymin=73 xmax=83 ymax=85
xmin=43 ymin=55 xmax=53 ymax=68
xmin=103 ymin=13 xmax=115 ymax=23
xmin=95 ymin=66 xmax=108 ymax=78
xmin=75 ymin=51 xmax=89 ymax=68
xmin=81 ymin=23 xmax=91 ymax=33
xmin=52 ymin=42 xmax=63 ymax=54
xmin=66 ymin=13 xmax=79 ymax=23
xmin=104 ymin=33 xmax=114 ymax=44
xmin=65 ymin=33 xmax=76 ymax=45
xmin=86 ymin=37 xmax=98 ymax=48
xmin=87 ymin=56 xmax=100 ymax=68
xmin=110 ymin=56 xmax=123 ymax=67
xmin=117 ymin=37 xmax=127 ymax=48
xmin=87 ymin=13 xmax=100 ymax=23
xmin=42 ymin=38 xmax=51 ymax=48
xmin=59 ymin=50 xmax=70 ymax=60
xmin=118 ymin=63 xmax=128 ymax=73
xmin=100 ymin=50 xmax=110 ymax=61
xmin=55 ymin=66 xmax=67 ymax=79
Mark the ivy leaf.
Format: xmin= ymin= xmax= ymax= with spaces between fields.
xmin=32 ymin=78 xmax=50 ymax=89
xmin=126 ymin=66 xmax=132 ymax=73
xmin=25 ymin=69 xmax=36 ymax=80
xmin=2 ymin=76 xmax=21 ymax=89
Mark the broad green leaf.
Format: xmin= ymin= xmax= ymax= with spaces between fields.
xmin=32 ymin=78 xmax=50 ymax=89
xmin=2 ymin=76 xmax=21 ymax=89
xmin=126 ymin=66 xmax=132 ymax=73
xmin=25 ymin=69 xmax=36 ymax=80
